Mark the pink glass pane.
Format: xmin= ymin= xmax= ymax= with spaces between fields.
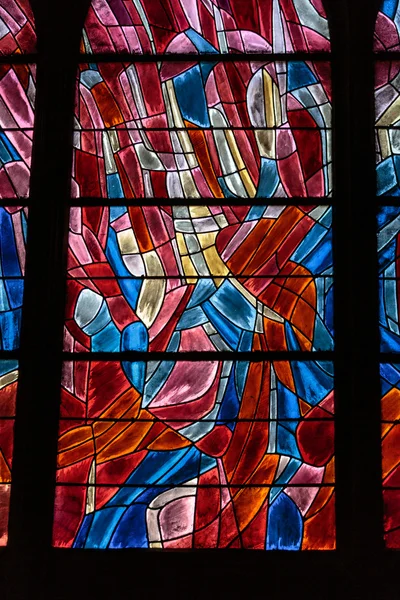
xmin=0 ymin=64 xmax=35 ymax=198
xmin=0 ymin=0 xmax=36 ymax=55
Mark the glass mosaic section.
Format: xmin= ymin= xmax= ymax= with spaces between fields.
xmin=65 ymin=205 xmax=333 ymax=353
xmin=0 ymin=360 xmax=18 ymax=546
xmin=73 ymin=61 xmax=332 ymax=199
xmin=0 ymin=206 xmax=27 ymax=350
xmin=0 ymin=0 xmax=35 ymax=547
xmin=0 ymin=206 xmax=27 ymax=544
xmin=378 ymin=206 xmax=400 ymax=351
xmin=376 ymin=2 xmax=400 ymax=551
xmin=375 ymin=1 xmax=400 ymax=52
xmin=0 ymin=0 xmax=36 ymax=55
xmin=81 ymin=0 xmax=331 ymax=55
xmin=381 ymin=363 xmax=400 ymax=548
xmin=0 ymin=64 xmax=35 ymax=199
xmin=54 ymin=359 xmax=335 ymax=550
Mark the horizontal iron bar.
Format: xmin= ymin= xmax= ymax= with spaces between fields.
xmin=69 ymin=197 xmax=333 ymax=207
xmin=0 ymin=351 xmax=19 ymax=360
xmin=0 ymin=54 xmax=37 ymax=64
xmin=0 ymin=200 xmax=30 ymax=207
xmin=379 ymin=353 xmax=400 ymax=363
xmin=58 ymin=417 xmax=333 ymax=423
xmin=65 ymin=275 xmax=333 ymax=280
xmin=62 ymin=351 xmax=334 ymax=361
xmin=375 ymin=199 xmax=400 ymax=206
xmin=76 ymin=126 xmax=331 ymax=131
xmin=54 ymin=482 xmax=335 ymax=488
xmin=79 ymin=52 xmax=331 ymax=63
xmin=0 ymin=53 xmax=333 ymax=66
xmin=374 ymin=52 xmax=400 ymax=61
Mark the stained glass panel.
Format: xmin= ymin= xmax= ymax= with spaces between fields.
xmin=0 ymin=218 xmax=26 ymax=350
xmin=53 ymin=359 xmax=335 ymax=549
xmin=73 ymin=61 xmax=332 ymax=199
xmin=0 ymin=64 xmax=35 ymax=199
xmin=375 ymin=1 xmax=400 ymax=52
xmin=0 ymin=0 xmax=36 ymax=55
xmin=0 ymin=360 xmax=18 ymax=546
xmin=376 ymin=3 xmax=400 ymax=551
xmin=376 ymin=61 xmax=400 ymax=196
xmin=0 ymin=0 xmax=36 ymax=545
xmin=378 ymin=206 xmax=400 ymax=351
xmin=381 ymin=363 xmax=400 ymax=548
xmin=81 ymin=0 xmax=331 ymax=55
xmin=0 ymin=206 xmax=26 ymax=544
xmin=65 ymin=205 xmax=333 ymax=353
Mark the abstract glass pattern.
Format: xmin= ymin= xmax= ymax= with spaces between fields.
xmin=0 ymin=206 xmax=27 ymax=350
xmin=381 ymin=363 xmax=400 ymax=548
xmin=54 ymin=359 xmax=335 ymax=549
xmin=0 ymin=64 xmax=35 ymax=199
xmin=378 ymin=206 xmax=400 ymax=352
xmin=81 ymin=0 xmax=331 ymax=55
xmin=0 ymin=0 xmax=36 ymax=55
xmin=0 ymin=0 xmax=36 ymax=546
xmin=54 ymin=0 xmax=335 ymax=549
xmin=0 ymin=360 xmax=18 ymax=546
xmin=73 ymin=61 xmax=332 ymax=199
xmin=375 ymin=61 xmax=400 ymax=196
xmin=65 ymin=205 xmax=333 ymax=353
xmin=376 ymin=1 xmax=400 ymax=541
xmin=375 ymin=1 xmax=400 ymax=52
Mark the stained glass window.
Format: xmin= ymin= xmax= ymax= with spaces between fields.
xmin=0 ymin=0 xmax=36 ymax=546
xmin=53 ymin=0 xmax=335 ymax=550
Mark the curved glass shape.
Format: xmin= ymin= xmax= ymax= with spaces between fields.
xmin=375 ymin=1 xmax=400 ymax=52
